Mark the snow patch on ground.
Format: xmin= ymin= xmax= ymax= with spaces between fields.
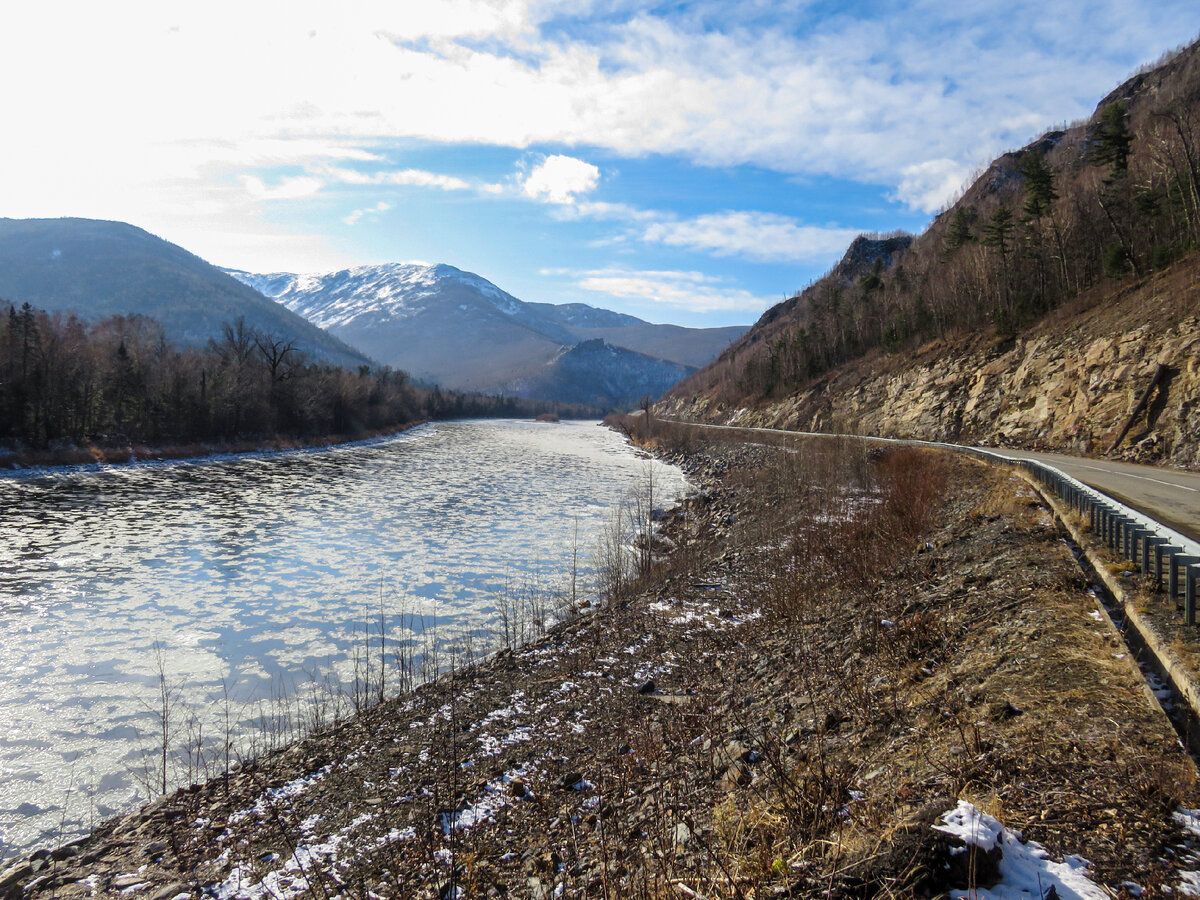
xmin=210 ymin=812 xmax=376 ymax=900
xmin=934 ymin=801 xmax=1108 ymax=900
xmin=441 ymin=768 xmax=528 ymax=833
xmin=227 ymin=765 xmax=332 ymax=825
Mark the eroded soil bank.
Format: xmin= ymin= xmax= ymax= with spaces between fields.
xmin=3 ymin=424 xmax=1197 ymax=899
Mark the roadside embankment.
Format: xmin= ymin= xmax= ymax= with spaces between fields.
xmin=3 ymin=423 xmax=1197 ymax=898
xmin=660 ymin=256 xmax=1200 ymax=469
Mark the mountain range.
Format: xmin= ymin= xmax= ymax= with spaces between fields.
xmin=0 ymin=218 xmax=371 ymax=370
xmin=228 ymin=263 xmax=744 ymax=405
xmin=0 ymin=218 xmax=746 ymax=408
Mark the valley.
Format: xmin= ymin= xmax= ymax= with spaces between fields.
xmin=4 ymin=423 xmax=1198 ymax=898
xmin=3 ymin=11 xmax=1200 ymax=900
xmin=228 ymin=263 xmax=743 ymax=406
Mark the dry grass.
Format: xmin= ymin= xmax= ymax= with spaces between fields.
xmin=13 ymin=429 xmax=1199 ymax=899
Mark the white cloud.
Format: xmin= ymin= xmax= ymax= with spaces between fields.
xmin=640 ymin=211 xmax=861 ymax=263
xmin=320 ymin=166 xmax=472 ymax=191
xmin=381 ymin=169 xmax=471 ymax=190
xmin=549 ymin=202 xmax=862 ymax=264
xmin=893 ymin=159 xmax=973 ymax=213
xmin=567 ymin=200 xmax=659 ymax=222
xmin=576 ymin=268 xmax=772 ymax=313
xmin=342 ymin=201 xmax=392 ymax=226
xmin=521 ymin=155 xmax=600 ymax=204
xmin=0 ymin=0 xmax=1195 ymax=266
xmin=239 ymin=174 xmax=324 ymax=201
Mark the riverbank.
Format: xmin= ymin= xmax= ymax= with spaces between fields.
xmin=0 ymin=422 xmax=433 ymax=475
xmin=3 ymin=425 xmax=1197 ymax=898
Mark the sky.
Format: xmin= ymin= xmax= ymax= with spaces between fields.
xmin=1 ymin=2 xmax=1197 ymax=328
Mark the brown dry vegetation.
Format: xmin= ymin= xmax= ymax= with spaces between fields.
xmin=4 ymin=422 xmax=1196 ymax=899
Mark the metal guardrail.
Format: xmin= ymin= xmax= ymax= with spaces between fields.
xmin=1011 ymin=458 xmax=1200 ymax=625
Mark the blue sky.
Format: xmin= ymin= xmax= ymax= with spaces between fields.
xmin=2 ymin=2 xmax=1198 ymax=327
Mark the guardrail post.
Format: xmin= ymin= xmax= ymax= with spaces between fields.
xmin=1188 ymin=564 xmax=1200 ymax=627
xmin=1154 ymin=541 xmax=1168 ymax=588
xmin=1132 ymin=528 xmax=1150 ymax=572
xmin=1167 ymin=546 xmax=1182 ymax=599
xmin=1171 ymin=555 xmax=1199 ymax=612
xmin=1144 ymin=536 xmax=1166 ymax=587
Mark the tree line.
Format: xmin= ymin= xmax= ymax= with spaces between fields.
xmin=686 ymin=43 xmax=1200 ymax=403
xmin=0 ymin=305 xmax=596 ymax=454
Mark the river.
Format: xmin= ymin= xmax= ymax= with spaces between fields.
xmin=0 ymin=419 xmax=688 ymax=861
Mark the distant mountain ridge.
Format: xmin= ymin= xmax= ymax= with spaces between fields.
xmin=228 ymin=263 xmax=743 ymax=406
xmin=505 ymin=339 xmax=694 ymax=407
xmin=0 ymin=218 xmax=371 ymax=369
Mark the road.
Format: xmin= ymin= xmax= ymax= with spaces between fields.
xmin=660 ymin=419 xmax=1200 ymax=544
xmin=984 ymin=447 xmax=1200 ymax=543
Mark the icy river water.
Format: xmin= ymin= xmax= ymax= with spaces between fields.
xmin=0 ymin=419 xmax=688 ymax=860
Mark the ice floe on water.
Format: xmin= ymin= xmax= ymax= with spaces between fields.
xmin=0 ymin=419 xmax=689 ymax=860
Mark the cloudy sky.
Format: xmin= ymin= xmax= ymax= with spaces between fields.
xmin=2 ymin=2 xmax=1197 ymax=327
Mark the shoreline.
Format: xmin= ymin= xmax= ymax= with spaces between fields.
xmin=0 ymin=422 xmax=445 ymax=479
xmin=4 ymin=425 xmax=1197 ymax=897
xmin=0 ymin=421 xmax=433 ymax=477
xmin=0 ymin=416 xmax=610 ymax=479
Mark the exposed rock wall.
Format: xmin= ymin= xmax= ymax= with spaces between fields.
xmin=662 ymin=261 xmax=1200 ymax=468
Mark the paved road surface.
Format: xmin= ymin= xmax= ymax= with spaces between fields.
xmin=661 ymin=419 xmax=1200 ymax=544
xmin=985 ymin=447 xmax=1200 ymax=543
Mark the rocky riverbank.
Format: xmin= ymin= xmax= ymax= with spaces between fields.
xmin=3 ymin=425 xmax=1197 ymax=898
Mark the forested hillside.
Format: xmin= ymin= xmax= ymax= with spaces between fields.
xmin=0 ymin=218 xmax=372 ymax=370
xmin=669 ymin=38 xmax=1200 ymax=409
xmin=0 ymin=304 xmax=594 ymax=462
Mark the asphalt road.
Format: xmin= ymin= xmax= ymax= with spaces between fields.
xmin=660 ymin=418 xmax=1200 ymax=544
xmin=984 ymin=447 xmax=1200 ymax=543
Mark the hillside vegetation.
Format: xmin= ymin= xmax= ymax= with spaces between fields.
xmin=667 ymin=37 xmax=1200 ymax=464
xmin=0 ymin=218 xmax=371 ymax=369
xmin=0 ymin=304 xmax=595 ymax=464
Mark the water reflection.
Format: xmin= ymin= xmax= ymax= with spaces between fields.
xmin=0 ymin=419 xmax=687 ymax=860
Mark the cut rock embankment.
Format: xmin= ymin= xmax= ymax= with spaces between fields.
xmin=3 ymin=436 xmax=1197 ymax=898
xmin=662 ymin=257 xmax=1200 ymax=469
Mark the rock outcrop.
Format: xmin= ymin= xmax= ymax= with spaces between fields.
xmin=662 ymin=257 xmax=1200 ymax=468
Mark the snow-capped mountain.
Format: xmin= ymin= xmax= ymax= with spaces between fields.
xmin=227 ymin=263 xmax=744 ymax=406
xmin=232 ymin=263 xmax=573 ymax=343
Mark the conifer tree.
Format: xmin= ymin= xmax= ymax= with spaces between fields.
xmin=943 ymin=206 xmax=976 ymax=254
xmin=1019 ymin=152 xmax=1058 ymax=219
xmin=980 ymin=206 xmax=1015 ymax=258
xmin=1093 ymin=102 xmax=1133 ymax=178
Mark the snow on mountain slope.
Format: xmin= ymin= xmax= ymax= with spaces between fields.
xmin=229 ymin=263 xmax=571 ymax=341
xmin=226 ymin=263 xmax=742 ymax=406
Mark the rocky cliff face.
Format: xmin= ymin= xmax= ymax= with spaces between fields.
xmin=661 ymin=257 xmax=1200 ymax=468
